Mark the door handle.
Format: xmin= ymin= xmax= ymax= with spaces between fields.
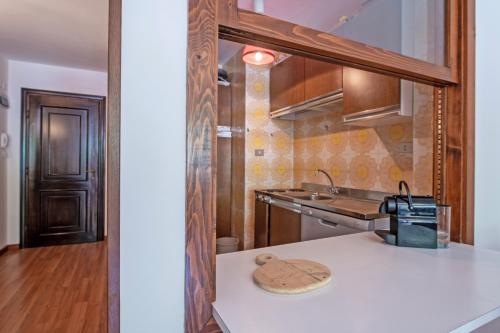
xmin=84 ymin=169 xmax=96 ymax=173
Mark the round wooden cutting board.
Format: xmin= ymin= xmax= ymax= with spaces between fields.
xmin=252 ymin=254 xmax=332 ymax=294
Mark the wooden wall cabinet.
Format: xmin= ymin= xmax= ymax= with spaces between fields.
xmin=304 ymin=58 xmax=343 ymax=100
xmin=269 ymin=205 xmax=301 ymax=246
xmin=270 ymin=56 xmax=305 ymax=111
xmin=342 ymin=67 xmax=401 ymax=116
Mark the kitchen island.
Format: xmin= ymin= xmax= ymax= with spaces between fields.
xmin=213 ymin=233 xmax=500 ymax=333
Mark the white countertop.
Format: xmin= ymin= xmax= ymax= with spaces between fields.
xmin=213 ymin=233 xmax=500 ymax=333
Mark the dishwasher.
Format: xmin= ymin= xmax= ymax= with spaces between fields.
xmin=301 ymin=206 xmax=387 ymax=241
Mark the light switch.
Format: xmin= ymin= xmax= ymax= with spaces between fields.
xmin=255 ymin=149 xmax=265 ymax=157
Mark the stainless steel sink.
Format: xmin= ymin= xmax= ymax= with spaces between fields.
xmin=293 ymin=194 xmax=333 ymax=201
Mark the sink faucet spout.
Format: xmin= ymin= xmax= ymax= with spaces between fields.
xmin=316 ymin=169 xmax=340 ymax=196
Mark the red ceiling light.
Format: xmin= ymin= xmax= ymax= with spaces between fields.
xmin=242 ymin=45 xmax=276 ymax=65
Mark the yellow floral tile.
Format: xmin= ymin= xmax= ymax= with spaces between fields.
xmin=246 ymin=157 xmax=269 ymax=184
xmin=379 ymin=155 xmax=413 ymax=193
xmin=246 ymin=128 xmax=269 ymax=153
xmin=294 ymin=138 xmax=308 ymax=158
xmin=414 ymin=153 xmax=433 ymax=195
xmin=349 ymin=154 xmax=378 ymax=189
xmin=246 ymin=100 xmax=269 ymax=127
xmin=325 ymin=156 xmax=349 ymax=186
xmin=305 ymin=135 xmax=325 ymax=154
xmin=325 ymin=131 xmax=348 ymax=154
xmin=271 ymin=130 xmax=293 ymax=154
xmin=349 ymin=128 xmax=378 ymax=153
xmin=246 ymin=67 xmax=268 ymax=100
xmin=270 ymin=157 xmax=293 ymax=182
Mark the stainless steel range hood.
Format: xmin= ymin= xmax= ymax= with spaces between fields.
xmin=270 ymin=80 xmax=414 ymax=125
xmin=270 ymin=89 xmax=343 ymax=120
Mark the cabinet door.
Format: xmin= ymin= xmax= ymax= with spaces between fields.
xmin=254 ymin=199 xmax=270 ymax=248
xmin=270 ymin=56 xmax=305 ymax=111
xmin=269 ymin=205 xmax=301 ymax=246
xmin=342 ymin=67 xmax=400 ymax=115
xmin=304 ymin=58 xmax=343 ymax=100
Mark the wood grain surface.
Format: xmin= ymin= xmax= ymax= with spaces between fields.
xmin=186 ymin=0 xmax=218 ymax=332
xmin=107 ymin=0 xmax=121 ymax=331
xmin=0 ymin=242 xmax=107 ymax=332
xmin=219 ymin=8 xmax=455 ymax=85
xmin=226 ymin=49 xmax=246 ymax=250
xmin=444 ymin=0 xmax=475 ymax=244
xmin=253 ymin=254 xmax=332 ymax=294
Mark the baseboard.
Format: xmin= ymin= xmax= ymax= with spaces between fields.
xmin=0 ymin=244 xmax=20 ymax=256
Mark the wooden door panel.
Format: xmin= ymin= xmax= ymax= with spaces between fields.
xmin=270 ymin=56 xmax=305 ymax=111
xmin=254 ymin=199 xmax=270 ymax=248
xmin=22 ymin=89 xmax=104 ymax=248
xmin=342 ymin=67 xmax=400 ymax=115
xmin=269 ymin=205 xmax=301 ymax=246
xmin=41 ymin=107 xmax=88 ymax=181
xmin=304 ymin=58 xmax=343 ymax=100
xmin=40 ymin=190 xmax=87 ymax=235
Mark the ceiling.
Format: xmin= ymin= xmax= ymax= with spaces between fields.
xmin=219 ymin=0 xmax=368 ymax=65
xmin=0 ymin=0 xmax=108 ymax=72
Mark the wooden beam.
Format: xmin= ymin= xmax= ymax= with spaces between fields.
xmin=444 ymin=0 xmax=475 ymax=244
xmin=186 ymin=0 xmax=218 ymax=332
xmin=218 ymin=0 xmax=237 ymax=26
xmin=107 ymin=0 xmax=121 ymax=331
xmin=219 ymin=8 xmax=456 ymax=86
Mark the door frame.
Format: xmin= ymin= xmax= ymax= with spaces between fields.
xmin=186 ymin=0 xmax=475 ymax=332
xmin=107 ymin=0 xmax=121 ymax=331
xmin=19 ymin=88 xmax=106 ymax=248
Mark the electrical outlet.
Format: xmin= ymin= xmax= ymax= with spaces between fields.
xmin=255 ymin=149 xmax=264 ymax=157
xmin=398 ymin=143 xmax=413 ymax=153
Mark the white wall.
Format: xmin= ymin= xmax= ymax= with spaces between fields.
xmin=120 ymin=0 xmax=186 ymax=332
xmin=5 ymin=60 xmax=107 ymax=245
xmin=0 ymin=54 xmax=8 ymax=249
xmin=475 ymin=2 xmax=500 ymax=251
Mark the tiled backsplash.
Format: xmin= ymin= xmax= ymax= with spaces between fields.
xmin=241 ymin=65 xmax=433 ymax=249
xmin=293 ymin=83 xmax=434 ymax=195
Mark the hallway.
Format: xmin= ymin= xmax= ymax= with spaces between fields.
xmin=0 ymin=242 xmax=107 ymax=332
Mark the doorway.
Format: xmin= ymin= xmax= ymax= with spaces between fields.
xmin=20 ymin=89 xmax=105 ymax=248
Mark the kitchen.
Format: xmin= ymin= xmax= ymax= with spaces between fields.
xmin=215 ymin=42 xmax=435 ymax=251
xmin=197 ymin=0 xmax=500 ymax=332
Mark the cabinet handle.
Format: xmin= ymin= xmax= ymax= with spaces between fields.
xmin=319 ymin=219 xmax=338 ymax=228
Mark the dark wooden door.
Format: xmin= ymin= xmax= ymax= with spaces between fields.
xmin=21 ymin=89 xmax=105 ymax=247
xmin=269 ymin=205 xmax=301 ymax=246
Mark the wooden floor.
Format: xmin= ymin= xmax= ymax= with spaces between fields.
xmin=0 ymin=241 xmax=107 ymax=333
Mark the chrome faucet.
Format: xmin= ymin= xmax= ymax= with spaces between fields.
xmin=316 ymin=169 xmax=340 ymax=196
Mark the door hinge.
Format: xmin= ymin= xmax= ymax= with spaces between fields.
xmin=25 ymin=109 xmax=30 ymax=119
xmin=25 ymin=167 xmax=29 ymax=176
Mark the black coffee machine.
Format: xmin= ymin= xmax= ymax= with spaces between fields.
xmin=375 ymin=181 xmax=437 ymax=249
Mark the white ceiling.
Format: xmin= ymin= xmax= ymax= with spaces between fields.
xmin=219 ymin=0 xmax=367 ymax=65
xmin=0 ymin=0 xmax=108 ymax=72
